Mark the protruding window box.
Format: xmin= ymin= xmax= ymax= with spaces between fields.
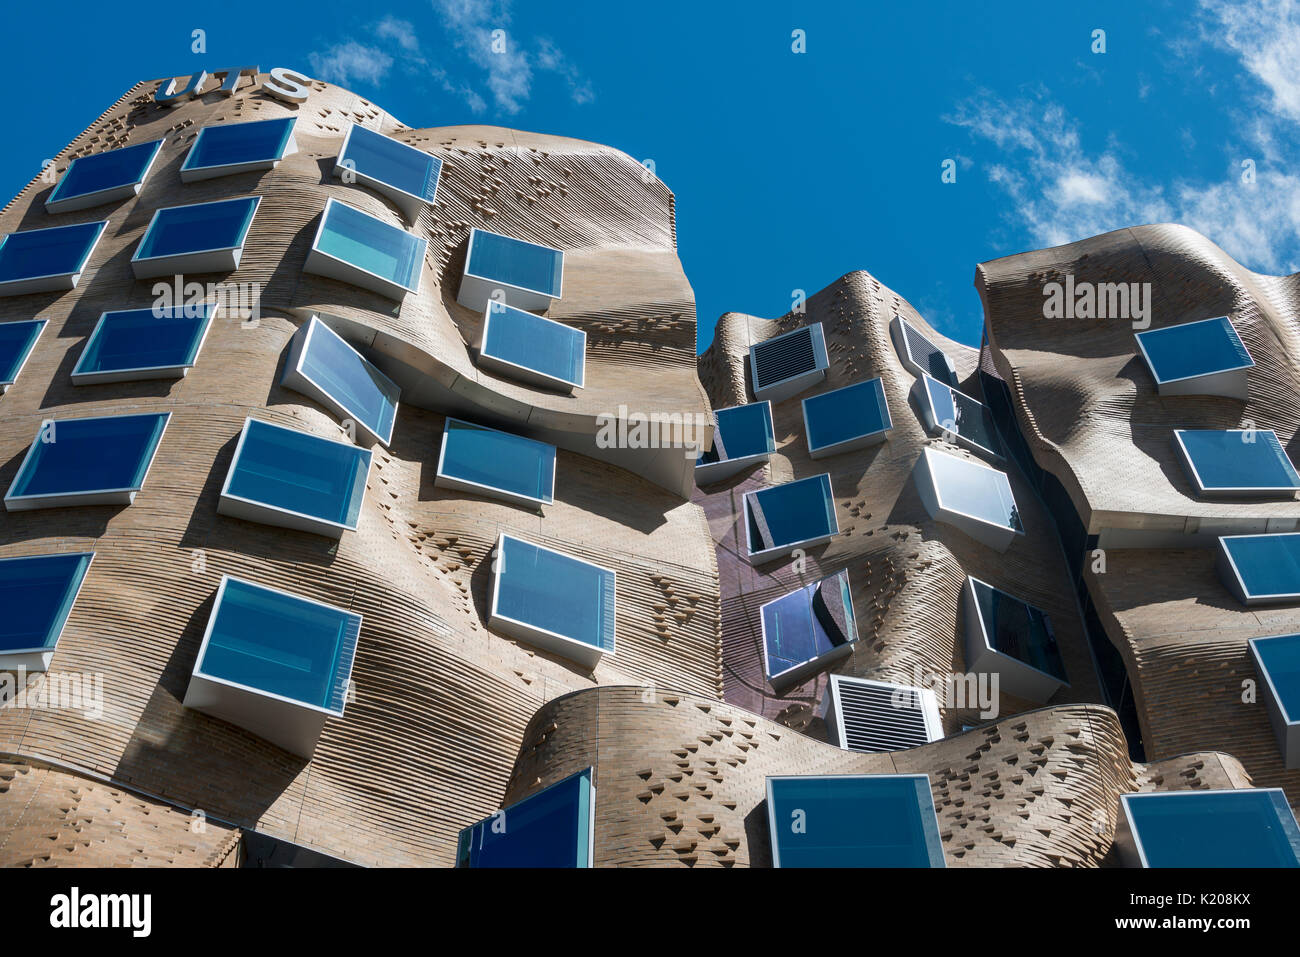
xmin=749 ymin=323 xmax=829 ymax=402
xmin=890 ymin=315 xmax=957 ymax=386
xmin=0 ymin=552 xmax=94 ymax=672
xmin=823 ymin=674 xmax=943 ymax=753
xmin=1174 ymin=429 xmax=1300 ymax=498
xmin=1249 ymin=635 xmax=1300 ymax=769
xmin=695 ymin=401 xmax=775 ymax=485
xmin=0 ymin=220 xmax=107 ymax=296
xmin=963 ymin=576 xmax=1068 ymax=703
xmin=457 ymin=228 xmax=563 ymax=314
xmin=457 ymin=767 xmax=595 ymax=868
xmin=131 ymin=196 xmax=260 ymax=279
xmin=183 ymin=576 xmax=360 ymax=759
xmin=4 ymin=411 xmax=170 ymax=511
xmin=802 ymin=377 xmax=891 ymax=459
xmin=1115 ymin=789 xmax=1300 ymax=868
xmin=334 ymin=123 xmax=442 ymax=220
xmin=71 ymin=305 xmax=213 ymax=385
xmin=1217 ymin=533 xmax=1300 ymax=606
xmin=912 ymin=373 xmax=1001 ymax=459
xmin=761 ymin=569 xmax=858 ymax=690
xmin=1135 ymin=315 xmax=1254 ymax=400
xmin=305 ymin=197 xmax=425 ymax=301
xmin=0 ymin=319 xmax=47 ymax=392
xmin=282 ymin=316 xmax=400 ymax=446
xmin=914 ymin=447 xmax=1023 ymax=551
xmin=477 ymin=301 xmax=585 ymax=392
xmin=218 ymin=417 xmax=371 ymax=539
xmin=180 ymin=117 xmax=297 ymax=182
xmin=435 ymin=418 xmax=556 ymax=509
xmin=742 ymin=473 xmax=838 ymax=565
xmin=45 ymin=139 xmax=164 ymax=214
xmin=489 ymin=533 xmax=615 ymax=670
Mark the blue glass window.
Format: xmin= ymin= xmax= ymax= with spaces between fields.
xmin=1121 ymin=790 xmax=1300 ymax=868
xmin=5 ymin=412 xmax=169 ymax=509
xmin=744 ymin=473 xmax=838 ymax=562
xmin=1136 ymin=316 xmax=1253 ymax=385
xmin=337 ymin=123 xmax=441 ymax=206
xmin=457 ymin=767 xmax=594 ymax=868
xmin=72 ymin=305 xmax=213 ymax=384
xmin=923 ymin=448 xmax=1023 ymax=533
xmin=479 ymin=301 xmax=585 ymax=390
xmin=699 ymin=402 xmax=775 ymax=467
xmin=921 ymin=374 xmax=1000 ymax=457
xmin=0 ymin=319 xmax=46 ymax=390
xmin=766 ymin=775 xmax=945 ymax=868
xmin=802 ymin=377 xmax=891 ymax=456
xmin=466 ymin=229 xmax=563 ymax=298
xmin=46 ymin=140 xmax=163 ymax=213
xmin=0 ymin=220 xmax=106 ymax=295
xmin=132 ymin=196 xmax=259 ymax=273
xmin=181 ymin=117 xmax=296 ymax=180
xmin=436 ymin=418 xmax=556 ymax=507
xmin=969 ymin=577 xmax=1067 ymax=682
xmin=307 ymin=198 xmax=425 ymax=297
xmin=1175 ymin=429 xmax=1300 ymax=494
xmin=1219 ymin=533 xmax=1300 ymax=604
xmin=0 ymin=553 xmax=93 ymax=660
xmin=762 ymin=569 xmax=857 ymax=687
xmin=1251 ymin=635 xmax=1300 ymax=724
xmin=284 ymin=316 xmax=400 ymax=446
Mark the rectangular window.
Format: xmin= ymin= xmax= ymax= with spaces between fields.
xmin=335 ymin=123 xmax=441 ymax=219
xmin=490 ymin=533 xmax=615 ymax=669
xmin=0 ymin=319 xmax=47 ymax=392
xmin=1118 ymin=789 xmax=1300 ymax=868
xmin=219 ymin=417 xmax=372 ymax=539
xmin=748 ymin=323 xmax=828 ymax=402
xmin=761 ymin=568 xmax=858 ymax=689
xmin=964 ymin=576 xmax=1068 ymax=702
xmin=743 ymin=473 xmax=838 ymax=564
xmin=282 ymin=316 xmax=400 ymax=446
xmin=1174 ymin=429 xmax=1300 ymax=496
xmin=916 ymin=373 xmax=1001 ymax=459
xmin=180 ymin=117 xmax=297 ymax=182
xmin=0 ymin=552 xmax=94 ymax=672
xmin=46 ymin=139 xmax=164 ymax=214
xmin=1135 ymin=315 xmax=1253 ymax=398
xmin=4 ymin=411 xmax=169 ymax=510
xmin=802 ymin=377 xmax=892 ymax=458
xmin=824 ymin=674 xmax=943 ymax=753
xmin=436 ymin=418 xmax=556 ymax=508
xmin=915 ymin=448 xmax=1023 ymax=551
xmin=457 ymin=767 xmax=595 ymax=868
xmin=0 ymin=220 xmax=107 ymax=296
xmin=458 ymin=228 xmax=563 ymax=313
xmin=1218 ymin=533 xmax=1300 ymax=605
xmin=305 ymin=197 xmax=425 ymax=300
xmin=131 ymin=196 xmax=260 ymax=279
xmin=696 ymin=401 xmax=775 ymax=484
xmin=891 ymin=315 xmax=957 ymax=386
xmin=1249 ymin=634 xmax=1300 ymax=769
xmin=477 ymin=300 xmax=585 ymax=392
xmin=71 ymin=305 xmax=213 ymax=385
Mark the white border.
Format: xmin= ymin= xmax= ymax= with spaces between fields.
xmin=282 ymin=315 xmax=400 ymax=446
xmin=916 ymin=447 xmax=1023 ymax=549
xmin=334 ymin=122 xmax=442 ymax=221
xmin=965 ymin=574 xmax=1070 ymax=690
xmin=759 ymin=569 xmax=858 ymax=689
xmin=1134 ymin=315 xmax=1255 ymax=386
xmin=742 ymin=472 xmax=838 ymax=565
xmin=1173 ymin=428 xmax=1300 ymax=496
xmin=477 ymin=300 xmax=585 ymax=392
xmin=695 ymin=400 xmax=774 ymax=485
xmin=1119 ymin=787 xmax=1300 ymax=868
xmin=46 ymin=139 xmax=165 ymax=214
xmin=130 ymin=196 xmax=261 ymax=279
xmin=0 ymin=551 xmax=95 ymax=670
xmin=801 ymin=377 xmax=892 ymax=459
xmin=748 ymin=322 xmax=829 ymax=402
xmin=304 ymin=196 xmax=426 ymax=300
xmin=435 ymin=416 xmax=556 ymax=510
xmin=0 ymin=318 xmax=48 ymax=392
xmin=463 ymin=227 xmax=564 ymax=300
xmin=825 ymin=673 xmax=943 ymax=752
xmin=913 ymin=373 xmax=1002 ymax=460
xmin=1217 ymin=533 xmax=1300 ymax=605
xmin=0 ymin=220 xmax=108 ymax=296
xmin=180 ymin=116 xmax=298 ymax=182
xmin=891 ymin=314 xmax=957 ymax=385
xmin=458 ymin=766 xmax=596 ymax=868
xmin=71 ymin=305 xmax=214 ymax=385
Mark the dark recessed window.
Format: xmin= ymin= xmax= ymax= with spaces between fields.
xmin=0 ymin=319 xmax=47 ymax=392
xmin=457 ymin=767 xmax=594 ymax=868
xmin=0 ymin=552 xmax=94 ymax=672
xmin=0 ymin=220 xmax=107 ymax=296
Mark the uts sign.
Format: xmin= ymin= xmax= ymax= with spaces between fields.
xmin=155 ymin=67 xmax=311 ymax=106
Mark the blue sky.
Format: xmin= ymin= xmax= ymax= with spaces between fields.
xmin=1 ymin=0 xmax=1294 ymax=352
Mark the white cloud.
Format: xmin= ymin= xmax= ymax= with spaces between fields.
xmin=309 ymin=41 xmax=395 ymax=87
xmin=1200 ymin=0 xmax=1300 ymax=123
xmin=536 ymin=37 xmax=595 ymax=105
xmin=433 ymin=0 xmax=533 ymax=114
xmin=375 ymin=16 xmax=421 ymax=53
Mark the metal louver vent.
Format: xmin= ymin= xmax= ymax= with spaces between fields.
xmin=748 ymin=323 xmax=828 ymax=401
xmin=825 ymin=674 xmax=942 ymax=753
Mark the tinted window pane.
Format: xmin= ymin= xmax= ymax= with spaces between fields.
xmin=972 ymin=578 xmax=1067 ymax=681
xmin=183 ymin=117 xmax=295 ymax=172
xmin=49 ymin=140 xmax=160 ymax=204
xmin=701 ymin=402 xmax=774 ymax=465
xmin=924 ymin=375 xmax=999 ymax=455
xmin=1178 ymin=430 xmax=1300 ymax=491
xmin=76 ymin=306 xmax=210 ymax=376
xmin=316 ymin=201 xmax=423 ymax=290
xmin=804 ymin=378 xmax=890 ymax=452
xmin=901 ymin=318 xmax=956 ymax=386
xmin=928 ymin=450 xmax=1022 ymax=531
xmin=457 ymin=768 xmax=592 ymax=868
xmin=481 ymin=302 xmax=584 ymax=387
xmin=0 ymin=553 xmax=92 ymax=653
xmin=1137 ymin=316 xmax=1253 ymax=383
xmin=1126 ymin=791 xmax=1300 ymax=867
xmin=0 ymin=221 xmax=105 ymax=282
xmin=136 ymin=197 xmax=258 ymax=260
xmin=297 ymin=319 xmax=398 ymax=442
xmin=0 ymin=319 xmax=45 ymax=383
xmin=496 ymin=536 xmax=614 ymax=652
xmin=747 ymin=474 xmax=836 ymax=551
xmin=341 ymin=124 xmax=440 ymax=201
xmin=763 ymin=571 xmax=855 ymax=678
xmin=439 ymin=419 xmax=555 ymax=504
xmin=467 ymin=229 xmax=562 ymax=297
xmin=1223 ymin=534 xmax=1300 ymax=599
xmin=9 ymin=412 xmax=168 ymax=498
xmin=1253 ymin=635 xmax=1300 ymax=722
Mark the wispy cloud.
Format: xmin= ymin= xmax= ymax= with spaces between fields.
xmin=309 ymin=40 xmax=395 ymax=87
xmin=536 ymin=37 xmax=595 ymax=105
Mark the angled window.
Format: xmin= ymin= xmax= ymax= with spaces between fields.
xmin=963 ymin=576 xmax=1068 ymax=703
xmin=914 ymin=448 xmax=1023 ymax=551
xmin=71 ymin=305 xmax=213 ymax=385
xmin=1217 ymin=533 xmax=1300 ymax=606
xmin=435 ymin=418 xmax=556 ymax=509
xmin=0 ymin=552 xmax=94 ymax=672
xmin=824 ymin=674 xmax=943 ymax=753
xmin=913 ymin=373 xmax=1001 ymax=459
xmin=282 ymin=316 xmax=400 ymax=446
xmin=1174 ymin=429 xmax=1300 ymax=497
xmin=305 ymin=197 xmax=425 ymax=300
xmin=218 ymin=417 xmax=371 ymax=539
xmin=890 ymin=314 xmax=957 ymax=386
xmin=802 ymin=377 xmax=891 ymax=458
xmin=765 ymin=774 xmax=945 ymax=868
xmin=761 ymin=568 xmax=858 ymax=690
xmin=458 ymin=228 xmax=563 ymax=313
xmin=183 ymin=576 xmax=360 ymax=758
xmin=131 ymin=196 xmax=260 ymax=279
xmin=1116 ymin=789 xmax=1300 ymax=868
xmin=46 ymin=139 xmax=164 ymax=214
xmin=743 ymin=473 xmax=838 ymax=564
xmin=1135 ymin=315 xmax=1253 ymax=399
xmin=0 ymin=319 xmax=46 ymax=392
xmin=1249 ymin=635 xmax=1300 ymax=769
xmin=477 ymin=301 xmax=585 ymax=392
xmin=749 ymin=323 xmax=828 ymax=402
xmin=696 ymin=401 xmax=775 ymax=484
xmin=490 ymin=533 xmax=615 ymax=669
xmin=457 ymin=767 xmax=595 ymax=868
xmin=180 ymin=116 xmax=297 ymax=182
xmin=334 ymin=123 xmax=442 ymax=220
xmin=0 ymin=220 xmax=107 ymax=296
xmin=5 ymin=411 xmax=169 ymax=511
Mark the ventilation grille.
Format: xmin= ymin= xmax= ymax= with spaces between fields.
xmin=832 ymin=678 xmax=935 ymax=753
xmin=901 ymin=319 xmax=956 ymax=386
xmin=753 ymin=327 xmax=816 ymax=389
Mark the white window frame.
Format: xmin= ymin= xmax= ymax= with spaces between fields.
xmin=333 ymin=122 xmax=441 ymax=221
xmin=1134 ymin=315 xmax=1254 ymax=400
xmin=0 ymin=220 xmax=108 ymax=296
xmin=304 ymin=196 xmax=426 ymax=300
xmin=741 ymin=472 xmax=839 ymax=565
xmin=1173 ymin=428 xmax=1300 ymax=497
xmin=759 ymin=569 xmax=858 ymax=690
xmin=801 ymin=377 xmax=892 ymax=459
xmin=476 ymin=301 xmax=585 ymax=392
xmin=71 ymin=305 xmax=214 ymax=385
xmin=911 ymin=373 xmax=1002 ymax=460
xmin=914 ymin=447 xmax=1023 ymax=552
xmin=45 ymin=139 xmax=164 ymax=214
xmin=457 ymin=227 xmax=564 ymax=314
xmin=963 ymin=575 xmax=1069 ymax=703
xmin=435 ymin=417 xmax=556 ymax=510
xmin=0 ymin=551 xmax=95 ymax=672
xmin=695 ymin=401 xmax=775 ymax=485
xmin=180 ymin=116 xmax=298 ymax=182
xmin=130 ymin=196 xmax=261 ymax=279
xmin=0 ymin=318 xmax=48 ymax=392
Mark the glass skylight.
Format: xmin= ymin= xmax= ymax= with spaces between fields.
xmin=218 ymin=417 xmax=372 ymax=539
xmin=1217 ymin=533 xmax=1300 ymax=606
xmin=305 ymin=197 xmax=426 ymax=300
xmin=0 ymin=552 xmax=94 ymax=672
xmin=916 ymin=373 xmax=1001 ymax=458
xmin=965 ymin=576 xmax=1067 ymax=702
xmin=748 ymin=323 xmax=829 ymax=402
xmin=892 ymin=315 xmax=957 ymax=386
xmin=765 ymin=774 xmax=946 ymax=868
xmin=0 ymin=220 xmax=107 ymax=296
xmin=180 ymin=116 xmax=297 ymax=182
xmin=1135 ymin=316 xmax=1254 ymax=398
xmin=1174 ymin=429 xmax=1300 ymax=497
xmin=761 ymin=568 xmax=858 ymax=689
xmin=282 ymin=316 xmax=400 ymax=446
xmin=916 ymin=448 xmax=1023 ymax=551
xmin=335 ymin=123 xmax=442 ymax=219
xmin=802 ymin=377 xmax=892 ymax=458
xmin=435 ymin=418 xmax=556 ymax=509
xmin=1249 ymin=634 xmax=1300 ymax=768
xmin=490 ymin=533 xmax=616 ymax=669
xmin=131 ymin=196 xmax=260 ymax=279
xmin=696 ymin=401 xmax=775 ymax=484
xmin=1118 ymin=789 xmax=1300 ymax=868
xmin=743 ymin=473 xmax=838 ymax=564
xmin=71 ymin=305 xmax=213 ymax=384
xmin=46 ymin=139 xmax=163 ymax=214
xmin=477 ymin=301 xmax=585 ymax=392
xmin=456 ymin=767 xmax=595 ymax=868
xmin=4 ymin=411 xmax=169 ymax=510
xmin=0 ymin=319 xmax=46 ymax=392
xmin=458 ymin=228 xmax=563 ymax=313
